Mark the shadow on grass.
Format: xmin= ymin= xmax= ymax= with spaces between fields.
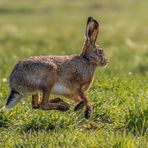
xmin=21 ymin=113 xmax=76 ymax=133
xmin=22 ymin=118 xmax=56 ymax=132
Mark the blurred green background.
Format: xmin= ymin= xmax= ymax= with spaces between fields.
xmin=0 ymin=0 xmax=147 ymax=147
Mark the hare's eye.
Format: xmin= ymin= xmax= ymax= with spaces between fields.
xmin=98 ymin=49 xmax=103 ymax=54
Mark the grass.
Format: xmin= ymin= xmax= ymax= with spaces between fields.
xmin=0 ymin=0 xmax=148 ymax=147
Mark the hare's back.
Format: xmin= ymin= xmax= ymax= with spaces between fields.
xmin=9 ymin=56 xmax=57 ymax=93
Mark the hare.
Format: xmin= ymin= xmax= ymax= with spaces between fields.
xmin=4 ymin=17 xmax=108 ymax=118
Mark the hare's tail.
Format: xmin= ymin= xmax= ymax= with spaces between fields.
xmin=2 ymin=90 xmax=22 ymax=110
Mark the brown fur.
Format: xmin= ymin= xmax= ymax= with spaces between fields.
xmin=5 ymin=17 xmax=108 ymax=118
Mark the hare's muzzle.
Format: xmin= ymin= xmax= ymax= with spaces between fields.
xmin=101 ymin=57 xmax=108 ymax=67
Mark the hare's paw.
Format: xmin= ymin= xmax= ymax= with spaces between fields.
xmin=32 ymin=93 xmax=40 ymax=109
xmin=57 ymin=102 xmax=70 ymax=112
xmin=32 ymin=102 xmax=40 ymax=109
xmin=49 ymin=98 xmax=70 ymax=111
xmin=74 ymin=101 xmax=85 ymax=111
xmin=84 ymin=104 xmax=93 ymax=119
xmin=74 ymin=101 xmax=92 ymax=118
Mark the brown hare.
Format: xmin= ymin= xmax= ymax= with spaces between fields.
xmin=4 ymin=17 xmax=108 ymax=118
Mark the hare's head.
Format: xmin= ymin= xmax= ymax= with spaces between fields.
xmin=81 ymin=17 xmax=108 ymax=67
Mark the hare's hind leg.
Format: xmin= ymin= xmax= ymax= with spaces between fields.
xmin=49 ymin=98 xmax=64 ymax=103
xmin=40 ymin=88 xmax=69 ymax=111
xmin=5 ymin=90 xmax=22 ymax=109
xmin=32 ymin=93 xmax=40 ymax=109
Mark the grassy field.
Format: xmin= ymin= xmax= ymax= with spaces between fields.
xmin=0 ymin=0 xmax=148 ymax=147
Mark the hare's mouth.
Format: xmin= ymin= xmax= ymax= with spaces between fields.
xmin=100 ymin=58 xmax=108 ymax=67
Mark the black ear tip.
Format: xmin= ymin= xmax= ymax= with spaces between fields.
xmin=88 ymin=16 xmax=93 ymax=20
xmin=87 ymin=17 xmax=99 ymax=26
xmin=87 ymin=17 xmax=93 ymax=24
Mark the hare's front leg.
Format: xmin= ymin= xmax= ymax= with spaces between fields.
xmin=32 ymin=93 xmax=40 ymax=109
xmin=74 ymin=92 xmax=92 ymax=119
xmin=40 ymin=87 xmax=70 ymax=111
xmin=74 ymin=100 xmax=85 ymax=111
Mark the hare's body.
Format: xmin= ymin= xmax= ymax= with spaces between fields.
xmin=4 ymin=17 xmax=108 ymax=118
xmin=10 ymin=56 xmax=95 ymax=98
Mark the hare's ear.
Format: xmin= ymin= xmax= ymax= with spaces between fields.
xmin=85 ymin=17 xmax=99 ymax=44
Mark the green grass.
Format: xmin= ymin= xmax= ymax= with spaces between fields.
xmin=0 ymin=0 xmax=148 ymax=147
